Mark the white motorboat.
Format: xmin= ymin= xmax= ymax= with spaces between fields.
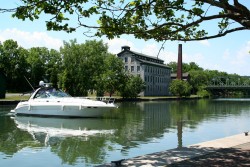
xmin=11 ymin=81 xmax=117 ymax=118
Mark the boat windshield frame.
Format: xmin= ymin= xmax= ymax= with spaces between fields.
xmin=33 ymin=87 xmax=71 ymax=99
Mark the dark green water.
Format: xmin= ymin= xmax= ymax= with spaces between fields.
xmin=0 ymin=99 xmax=250 ymax=166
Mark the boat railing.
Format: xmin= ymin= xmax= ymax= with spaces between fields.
xmin=96 ymin=97 xmax=115 ymax=104
xmin=80 ymin=97 xmax=115 ymax=104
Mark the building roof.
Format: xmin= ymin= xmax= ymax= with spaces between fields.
xmin=132 ymin=50 xmax=164 ymax=62
xmin=118 ymin=46 xmax=164 ymax=61
xmin=117 ymin=46 xmax=171 ymax=69
xmin=136 ymin=58 xmax=171 ymax=69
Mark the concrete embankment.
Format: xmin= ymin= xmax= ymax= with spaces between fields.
xmin=98 ymin=133 xmax=250 ymax=167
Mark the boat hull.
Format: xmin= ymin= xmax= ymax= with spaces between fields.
xmin=12 ymin=101 xmax=115 ymax=118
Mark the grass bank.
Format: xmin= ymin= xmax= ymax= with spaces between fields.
xmin=0 ymin=94 xmax=202 ymax=103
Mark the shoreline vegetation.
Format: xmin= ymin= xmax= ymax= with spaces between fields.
xmin=0 ymin=94 xmax=202 ymax=105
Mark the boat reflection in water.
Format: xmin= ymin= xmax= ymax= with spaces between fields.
xmin=13 ymin=116 xmax=116 ymax=144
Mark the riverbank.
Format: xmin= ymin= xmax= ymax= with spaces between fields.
xmin=0 ymin=94 xmax=203 ymax=105
xmin=99 ymin=133 xmax=250 ymax=166
xmin=115 ymin=95 xmax=202 ymax=102
xmin=0 ymin=93 xmax=29 ymax=105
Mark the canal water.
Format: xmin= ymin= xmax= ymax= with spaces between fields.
xmin=0 ymin=99 xmax=250 ymax=166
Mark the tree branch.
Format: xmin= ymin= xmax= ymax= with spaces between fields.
xmin=177 ymin=27 xmax=247 ymax=41
xmin=0 ymin=8 xmax=16 ymax=13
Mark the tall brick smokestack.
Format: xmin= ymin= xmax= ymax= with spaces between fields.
xmin=177 ymin=44 xmax=182 ymax=80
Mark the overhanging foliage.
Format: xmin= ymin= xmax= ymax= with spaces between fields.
xmin=1 ymin=0 xmax=249 ymax=41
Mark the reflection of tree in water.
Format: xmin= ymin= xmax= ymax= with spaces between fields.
xmin=0 ymin=113 xmax=119 ymax=165
xmin=114 ymin=100 xmax=250 ymax=151
xmin=50 ymin=136 xmax=112 ymax=165
xmin=112 ymin=102 xmax=173 ymax=153
xmin=1 ymin=100 xmax=250 ymax=165
xmin=1 ymin=120 xmax=117 ymax=165
xmin=0 ymin=116 xmax=41 ymax=156
xmin=114 ymin=101 xmax=201 ymax=152
xmin=169 ymin=99 xmax=250 ymax=148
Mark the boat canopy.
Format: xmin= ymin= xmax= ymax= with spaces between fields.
xmin=34 ymin=88 xmax=71 ymax=99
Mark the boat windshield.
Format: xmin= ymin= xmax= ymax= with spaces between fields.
xmin=34 ymin=88 xmax=71 ymax=99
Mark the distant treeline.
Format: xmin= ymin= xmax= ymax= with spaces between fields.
xmin=0 ymin=39 xmax=145 ymax=98
xmin=168 ymin=62 xmax=250 ymax=97
xmin=1 ymin=39 xmax=249 ymax=97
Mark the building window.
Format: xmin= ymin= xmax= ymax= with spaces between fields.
xmin=131 ymin=66 xmax=134 ymax=72
xmin=125 ymin=57 xmax=128 ymax=63
xmin=125 ymin=66 xmax=128 ymax=71
xmin=137 ymin=66 xmax=140 ymax=72
xmin=131 ymin=57 xmax=135 ymax=63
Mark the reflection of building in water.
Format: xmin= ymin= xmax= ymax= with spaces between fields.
xmin=140 ymin=102 xmax=172 ymax=136
xmin=120 ymin=102 xmax=172 ymax=143
xmin=118 ymin=102 xmax=188 ymax=149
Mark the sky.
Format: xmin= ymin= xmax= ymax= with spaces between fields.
xmin=0 ymin=1 xmax=250 ymax=76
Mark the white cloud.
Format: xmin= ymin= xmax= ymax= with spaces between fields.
xmin=183 ymin=53 xmax=204 ymax=63
xmin=239 ymin=41 xmax=250 ymax=57
xmin=0 ymin=28 xmax=63 ymax=50
xmin=230 ymin=41 xmax=250 ymax=67
xmin=223 ymin=49 xmax=230 ymax=60
xmin=216 ymin=41 xmax=250 ymax=75
xmin=199 ymin=40 xmax=210 ymax=46
xmin=106 ymin=38 xmax=134 ymax=54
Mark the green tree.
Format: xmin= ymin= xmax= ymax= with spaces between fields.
xmin=119 ymin=75 xmax=146 ymax=99
xmin=167 ymin=61 xmax=203 ymax=73
xmin=29 ymin=47 xmax=62 ymax=86
xmin=0 ymin=39 xmax=30 ymax=92
xmin=166 ymin=62 xmax=177 ymax=73
xmin=188 ymin=62 xmax=203 ymax=71
xmin=27 ymin=47 xmax=48 ymax=86
xmin=188 ymin=70 xmax=209 ymax=95
xmin=169 ymin=79 xmax=192 ymax=97
xmin=97 ymin=54 xmax=125 ymax=96
xmin=44 ymin=49 xmax=62 ymax=88
xmin=59 ymin=40 xmax=109 ymax=96
xmin=7 ymin=1 xmax=250 ymax=41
